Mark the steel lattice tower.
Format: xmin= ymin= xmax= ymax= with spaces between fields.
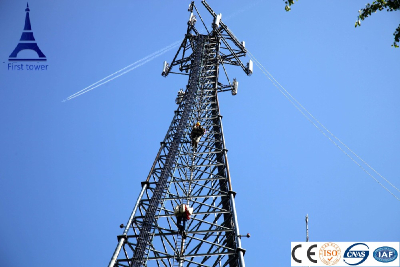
xmin=109 ymin=2 xmax=252 ymax=267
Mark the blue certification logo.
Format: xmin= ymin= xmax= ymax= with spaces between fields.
xmin=373 ymin=246 xmax=398 ymax=263
xmin=343 ymin=243 xmax=369 ymax=266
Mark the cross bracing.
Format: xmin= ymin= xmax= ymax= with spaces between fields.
xmin=109 ymin=1 xmax=251 ymax=267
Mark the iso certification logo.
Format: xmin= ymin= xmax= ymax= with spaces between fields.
xmin=319 ymin=242 xmax=341 ymax=266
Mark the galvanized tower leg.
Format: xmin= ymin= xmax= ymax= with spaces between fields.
xmin=108 ymin=2 xmax=251 ymax=267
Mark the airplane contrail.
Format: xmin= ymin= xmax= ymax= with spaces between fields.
xmin=62 ymin=40 xmax=180 ymax=102
xmin=62 ymin=1 xmax=263 ymax=102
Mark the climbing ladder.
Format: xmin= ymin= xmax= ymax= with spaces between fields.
xmin=174 ymin=141 xmax=195 ymax=266
xmin=184 ymin=152 xmax=194 ymax=206
xmin=174 ymin=230 xmax=184 ymax=267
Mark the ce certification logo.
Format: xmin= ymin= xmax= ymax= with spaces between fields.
xmin=292 ymin=244 xmax=318 ymax=264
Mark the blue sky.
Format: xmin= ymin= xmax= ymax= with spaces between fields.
xmin=0 ymin=1 xmax=399 ymax=266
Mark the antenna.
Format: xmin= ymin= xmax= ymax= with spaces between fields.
xmin=306 ymin=214 xmax=310 ymax=267
xmin=306 ymin=214 xmax=309 ymax=242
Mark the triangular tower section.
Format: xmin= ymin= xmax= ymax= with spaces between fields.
xmin=108 ymin=1 xmax=253 ymax=267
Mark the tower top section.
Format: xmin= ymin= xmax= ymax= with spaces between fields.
xmin=162 ymin=0 xmax=253 ymax=96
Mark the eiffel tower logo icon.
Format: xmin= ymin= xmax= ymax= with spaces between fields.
xmin=9 ymin=3 xmax=46 ymax=61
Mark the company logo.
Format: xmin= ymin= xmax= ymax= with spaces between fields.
xmin=6 ymin=3 xmax=48 ymax=71
xmin=319 ymin=242 xmax=341 ymax=266
xmin=343 ymin=243 xmax=369 ymax=266
xmin=373 ymin=247 xmax=398 ymax=263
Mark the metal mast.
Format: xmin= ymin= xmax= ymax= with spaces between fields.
xmin=306 ymin=215 xmax=309 ymax=267
xmin=305 ymin=215 xmax=309 ymax=242
xmin=109 ymin=1 xmax=252 ymax=267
